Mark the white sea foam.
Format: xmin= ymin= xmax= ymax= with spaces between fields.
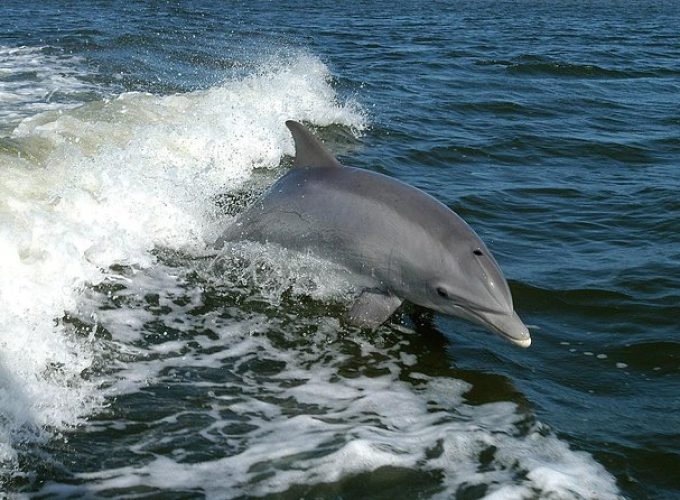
xmin=0 ymin=49 xmax=364 ymax=471
xmin=31 ymin=260 xmax=620 ymax=499
xmin=0 ymin=46 xmax=98 ymax=129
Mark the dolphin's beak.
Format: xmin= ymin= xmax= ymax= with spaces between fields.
xmin=477 ymin=310 xmax=532 ymax=348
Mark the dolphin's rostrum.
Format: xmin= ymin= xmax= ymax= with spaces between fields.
xmin=216 ymin=121 xmax=531 ymax=347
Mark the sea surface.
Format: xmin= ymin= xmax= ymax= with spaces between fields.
xmin=1 ymin=1 xmax=679 ymax=498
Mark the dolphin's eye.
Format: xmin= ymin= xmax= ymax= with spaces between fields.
xmin=473 ymin=249 xmax=483 ymax=256
xmin=436 ymin=287 xmax=449 ymax=299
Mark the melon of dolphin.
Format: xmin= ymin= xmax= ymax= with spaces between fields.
xmin=216 ymin=121 xmax=531 ymax=347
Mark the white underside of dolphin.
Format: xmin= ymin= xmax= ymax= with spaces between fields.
xmin=216 ymin=121 xmax=531 ymax=348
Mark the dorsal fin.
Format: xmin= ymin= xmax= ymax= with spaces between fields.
xmin=285 ymin=120 xmax=342 ymax=168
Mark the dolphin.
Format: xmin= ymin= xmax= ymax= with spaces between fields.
xmin=216 ymin=121 xmax=531 ymax=347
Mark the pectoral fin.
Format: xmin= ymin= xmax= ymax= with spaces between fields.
xmin=347 ymin=289 xmax=403 ymax=329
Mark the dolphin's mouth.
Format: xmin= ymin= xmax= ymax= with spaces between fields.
xmin=479 ymin=310 xmax=531 ymax=348
xmin=459 ymin=305 xmax=532 ymax=348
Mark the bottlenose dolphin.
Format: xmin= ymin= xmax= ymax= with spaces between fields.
xmin=216 ymin=121 xmax=531 ymax=347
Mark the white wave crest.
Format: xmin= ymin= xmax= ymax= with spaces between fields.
xmin=0 ymin=50 xmax=365 ymax=469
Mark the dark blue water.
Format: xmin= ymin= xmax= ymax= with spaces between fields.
xmin=1 ymin=1 xmax=679 ymax=498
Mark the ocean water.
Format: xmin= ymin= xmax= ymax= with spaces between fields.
xmin=1 ymin=1 xmax=678 ymax=498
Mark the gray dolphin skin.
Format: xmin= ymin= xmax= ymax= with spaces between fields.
xmin=216 ymin=121 xmax=531 ymax=347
